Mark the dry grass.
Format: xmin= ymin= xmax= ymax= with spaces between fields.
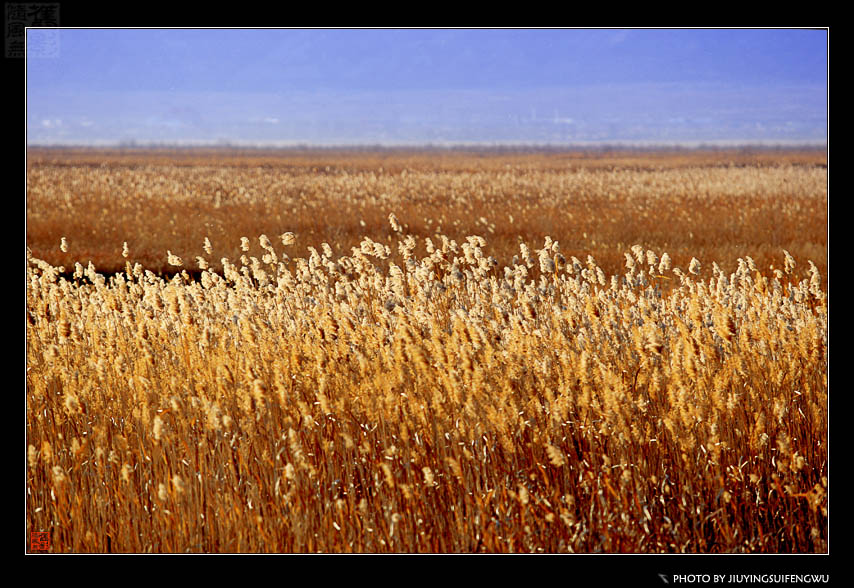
xmin=26 ymin=147 xmax=827 ymax=286
xmin=26 ymin=147 xmax=827 ymax=553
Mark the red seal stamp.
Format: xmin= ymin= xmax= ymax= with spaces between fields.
xmin=30 ymin=531 xmax=50 ymax=552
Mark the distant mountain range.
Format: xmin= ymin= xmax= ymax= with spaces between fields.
xmin=26 ymin=82 xmax=826 ymax=147
xmin=26 ymin=29 xmax=827 ymax=147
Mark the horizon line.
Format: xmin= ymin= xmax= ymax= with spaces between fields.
xmin=26 ymin=139 xmax=828 ymax=151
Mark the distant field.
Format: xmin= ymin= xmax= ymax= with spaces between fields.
xmin=26 ymin=146 xmax=827 ymax=284
xmin=26 ymin=147 xmax=827 ymax=553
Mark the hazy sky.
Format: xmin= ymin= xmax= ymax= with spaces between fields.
xmin=26 ymin=28 xmax=828 ymax=146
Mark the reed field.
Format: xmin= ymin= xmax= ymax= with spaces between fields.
xmin=25 ymin=147 xmax=828 ymax=553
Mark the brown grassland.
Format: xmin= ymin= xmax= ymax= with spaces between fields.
xmin=26 ymin=146 xmax=827 ymax=553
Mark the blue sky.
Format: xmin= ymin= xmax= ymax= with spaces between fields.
xmin=26 ymin=28 xmax=828 ymax=146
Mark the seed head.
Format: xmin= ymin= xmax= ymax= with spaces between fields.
xmin=546 ymin=444 xmax=566 ymax=467
xmin=52 ymin=465 xmax=67 ymax=485
xmin=688 ymin=257 xmax=701 ymax=275
xmin=167 ymin=250 xmax=183 ymax=267
xmin=624 ymin=252 xmax=636 ymax=271
xmin=646 ymin=250 xmax=658 ymax=267
xmin=517 ymin=484 xmax=530 ymax=505
xmin=388 ymin=212 xmax=402 ymax=232
xmin=153 ymin=415 xmax=164 ymax=441
xmin=658 ymin=252 xmax=671 ymax=274
xmin=422 ymin=467 xmax=435 ymax=486
xmin=714 ymin=308 xmax=736 ymax=344
xmin=783 ymin=250 xmax=796 ymax=274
